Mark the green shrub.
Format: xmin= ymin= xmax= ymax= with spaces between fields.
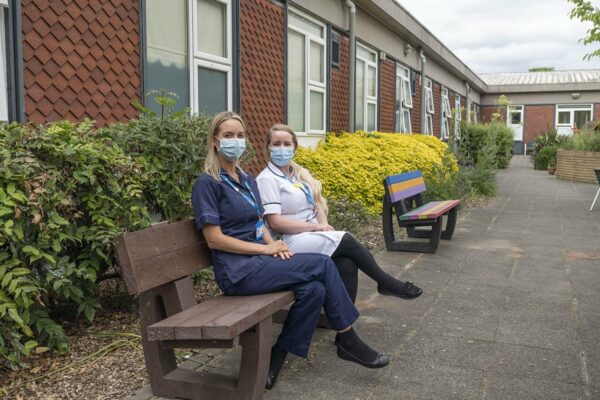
xmin=534 ymin=146 xmax=558 ymax=170
xmin=326 ymin=196 xmax=371 ymax=234
xmin=294 ymin=131 xmax=457 ymax=215
xmin=0 ymin=120 xmax=152 ymax=368
xmin=559 ymin=130 xmax=600 ymax=152
xmin=459 ymin=122 xmax=513 ymax=169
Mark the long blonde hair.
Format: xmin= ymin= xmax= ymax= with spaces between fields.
xmin=266 ymin=124 xmax=328 ymax=215
xmin=204 ymin=111 xmax=247 ymax=181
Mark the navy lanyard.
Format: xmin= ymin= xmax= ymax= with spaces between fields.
xmin=220 ymin=174 xmax=262 ymax=219
xmin=268 ymin=165 xmax=316 ymax=209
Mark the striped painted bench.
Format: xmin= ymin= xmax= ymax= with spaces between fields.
xmin=382 ymin=170 xmax=460 ymax=253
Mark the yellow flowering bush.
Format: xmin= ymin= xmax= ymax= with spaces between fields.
xmin=294 ymin=131 xmax=458 ymax=215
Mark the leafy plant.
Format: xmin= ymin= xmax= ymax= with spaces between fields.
xmin=534 ymin=146 xmax=558 ymax=170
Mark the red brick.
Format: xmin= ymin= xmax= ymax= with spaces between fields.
xmin=379 ymin=58 xmax=396 ymax=132
xmin=523 ymin=105 xmax=554 ymax=144
xmin=330 ymin=32 xmax=349 ymax=133
xmin=411 ymin=74 xmax=421 ymax=133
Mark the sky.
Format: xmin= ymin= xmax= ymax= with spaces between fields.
xmin=397 ymin=0 xmax=600 ymax=73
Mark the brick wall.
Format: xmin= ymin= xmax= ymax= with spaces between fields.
xmin=595 ymin=104 xmax=600 ymax=122
xmin=411 ymin=74 xmax=421 ymax=133
xmin=480 ymin=105 xmax=505 ymax=123
xmin=432 ymin=82 xmax=441 ymax=137
xmin=524 ymin=105 xmax=554 ymax=144
xmin=379 ymin=58 xmax=396 ymax=132
xmin=21 ymin=0 xmax=141 ymax=125
xmin=557 ymin=150 xmax=600 ymax=184
xmin=330 ymin=32 xmax=349 ymax=133
xmin=240 ymin=0 xmax=285 ymax=174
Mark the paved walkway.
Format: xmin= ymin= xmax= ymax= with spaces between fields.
xmin=133 ymin=156 xmax=600 ymax=400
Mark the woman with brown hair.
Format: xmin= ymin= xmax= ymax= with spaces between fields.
xmin=191 ymin=112 xmax=389 ymax=391
xmin=256 ymin=124 xmax=423 ymax=304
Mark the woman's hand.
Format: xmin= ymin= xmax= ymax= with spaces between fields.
xmin=309 ymin=223 xmax=335 ymax=232
xmin=263 ymin=240 xmax=293 ymax=259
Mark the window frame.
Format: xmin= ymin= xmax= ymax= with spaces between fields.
xmin=287 ymin=7 xmax=327 ymax=135
xmin=395 ymin=64 xmax=412 ymax=133
xmin=454 ymin=94 xmax=462 ymax=139
xmin=440 ymin=87 xmax=451 ymax=139
xmin=0 ymin=2 xmax=8 ymax=122
xmin=356 ymin=42 xmax=378 ymax=132
xmin=555 ymin=104 xmax=593 ymax=134
xmin=423 ymin=78 xmax=434 ymax=135
xmin=189 ymin=0 xmax=233 ymax=113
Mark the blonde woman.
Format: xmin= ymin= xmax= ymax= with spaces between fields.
xmin=191 ymin=112 xmax=389 ymax=391
xmin=256 ymin=124 xmax=423 ymax=304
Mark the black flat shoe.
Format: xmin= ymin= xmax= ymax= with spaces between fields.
xmin=265 ymin=368 xmax=279 ymax=390
xmin=336 ymin=342 xmax=390 ymax=369
xmin=378 ymin=281 xmax=423 ymax=299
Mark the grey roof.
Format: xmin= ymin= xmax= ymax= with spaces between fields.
xmin=479 ymin=70 xmax=600 ymax=86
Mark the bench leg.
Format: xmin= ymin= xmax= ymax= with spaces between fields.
xmin=441 ymin=207 xmax=458 ymax=240
xmin=382 ymin=195 xmax=397 ymax=251
xmin=386 ymin=218 xmax=442 ymax=254
xmin=237 ymin=317 xmax=272 ymax=400
xmin=406 ymin=226 xmax=433 ymax=239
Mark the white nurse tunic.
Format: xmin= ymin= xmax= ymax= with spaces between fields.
xmin=256 ymin=162 xmax=345 ymax=256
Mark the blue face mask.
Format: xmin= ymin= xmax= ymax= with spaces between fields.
xmin=218 ymin=138 xmax=246 ymax=161
xmin=270 ymin=147 xmax=295 ymax=166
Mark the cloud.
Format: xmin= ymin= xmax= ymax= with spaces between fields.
xmin=397 ymin=0 xmax=600 ymax=72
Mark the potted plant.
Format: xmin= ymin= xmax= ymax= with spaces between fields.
xmin=547 ymin=158 xmax=556 ymax=175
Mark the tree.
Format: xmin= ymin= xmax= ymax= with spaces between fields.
xmin=528 ymin=67 xmax=555 ymax=72
xmin=568 ymin=0 xmax=600 ymax=60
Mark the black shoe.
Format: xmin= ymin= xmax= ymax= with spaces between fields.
xmin=336 ymin=342 xmax=390 ymax=369
xmin=265 ymin=369 xmax=278 ymax=390
xmin=377 ymin=281 xmax=423 ymax=299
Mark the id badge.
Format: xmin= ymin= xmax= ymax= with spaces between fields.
xmin=255 ymin=219 xmax=265 ymax=241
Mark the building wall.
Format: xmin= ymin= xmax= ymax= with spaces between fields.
xmin=481 ymin=91 xmax=599 ymax=106
xmin=379 ymin=58 xmax=396 ymax=132
xmin=523 ymin=105 xmax=554 ymax=144
xmin=480 ymin=105 xmax=503 ymax=123
xmin=330 ymin=32 xmax=349 ymax=133
xmin=239 ymin=0 xmax=285 ymax=173
xmin=21 ymin=0 xmax=141 ymax=125
xmin=595 ymin=104 xmax=600 ymax=121
xmin=411 ymin=74 xmax=421 ymax=133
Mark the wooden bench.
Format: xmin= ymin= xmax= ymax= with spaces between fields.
xmin=382 ymin=170 xmax=460 ymax=254
xmin=115 ymin=220 xmax=294 ymax=400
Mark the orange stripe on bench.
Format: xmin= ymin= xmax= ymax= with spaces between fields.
xmin=387 ymin=177 xmax=426 ymax=202
xmin=399 ymin=200 xmax=461 ymax=221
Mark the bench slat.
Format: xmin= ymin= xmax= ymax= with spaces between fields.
xmin=385 ymin=171 xmax=426 ymax=202
xmin=148 ymin=295 xmax=235 ymax=341
xmin=148 ymin=291 xmax=294 ymax=341
xmin=202 ymin=291 xmax=295 ymax=339
xmin=116 ymin=220 xmax=213 ymax=295
xmin=400 ymin=200 xmax=460 ymax=221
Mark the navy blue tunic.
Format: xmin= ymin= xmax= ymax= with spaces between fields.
xmin=192 ymin=169 xmax=272 ymax=287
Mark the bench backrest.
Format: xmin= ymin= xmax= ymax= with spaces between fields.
xmin=115 ymin=220 xmax=212 ymax=295
xmin=384 ymin=170 xmax=426 ymax=203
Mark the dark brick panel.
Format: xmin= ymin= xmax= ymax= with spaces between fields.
xmin=379 ymin=58 xmax=396 ymax=132
xmin=22 ymin=0 xmax=141 ymax=125
xmin=330 ymin=32 xmax=349 ymax=133
xmin=432 ymin=82 xmax=441 ymax=137
xmin=524 ymin=105 xmax=554 ymax=144
xmin=240 ymin=0 xmax=286 ymax=174
xmin=411 ymin=74 xmax=421 ymax=133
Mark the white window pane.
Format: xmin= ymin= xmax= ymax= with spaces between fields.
xmin=355 ymin=60 xmax=365 ymax=130
xmin=197 ymin=66 xmax=227 ymax=115
xmin=309 ymin=41 xmax=324 ymax=83
xmin=426 ymin=89 xmax=434 ymax=113
xmin=510 ymin=111 xmax=522 ymax=124
xmin=145 ymin=0 xmax=189 ymax=111
xmin=287 ymin=30 xmax=305 ymax=132
xmin=0 ymin=9 xmax=7 ymax=122
xmin=357 ymin=45 xmax=375 ymax=62
xmin=309 ymin=91 xmax=324 ymax=131
xmin=402 ymin=79 xmax=412 ymax=108
xmin=288 ymin=11 xmax=323 ymax=38
xmin=396 ymin=109 xmax=401 ymax=132
xmin=574 ymin=110 xmax=591 ymax=129
xmin=403 ymin=110 xmax=411 ymax=133
xmin=426 ymin=115 xmax=433 ymax=135
xmin=197 ymin=0 xmax=226 ymax=58
xmin=367 ymin=103 xmax=376 ymax=131
xmin=395 ymin=76 xmax=401 ymax=110
xmin=367 ymin=66 xmax=376 ymax=97
xmin=557 ymin=111 xmax=570 ymax=124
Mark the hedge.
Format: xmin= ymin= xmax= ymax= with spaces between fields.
xmin=294 ymin=131 xmax=457 ymax=215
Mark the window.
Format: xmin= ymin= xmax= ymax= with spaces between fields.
xmin=555 ymin=104 xmax=593 ymax=135
xmin=0 ymin=1 xmax=8 ymax=122
xmin=144 ymin=0 xmax=232 ymax=115
xmin=395 ymin=64 xmax=412 ymax=133
xmin=356 ymin=43 xmax=377 ymax=132
xmin=454 ymin=94 xmax=461 ymax=139
xmin=440 ymin=88 xmax=451 ymax=139
xmin=331 ymin=33 xmax=340 ymax=68
xmin=423 ymin=79 xmax=433 ymax=135
xmin=287 ymin=9 xmax=326 ymax=134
